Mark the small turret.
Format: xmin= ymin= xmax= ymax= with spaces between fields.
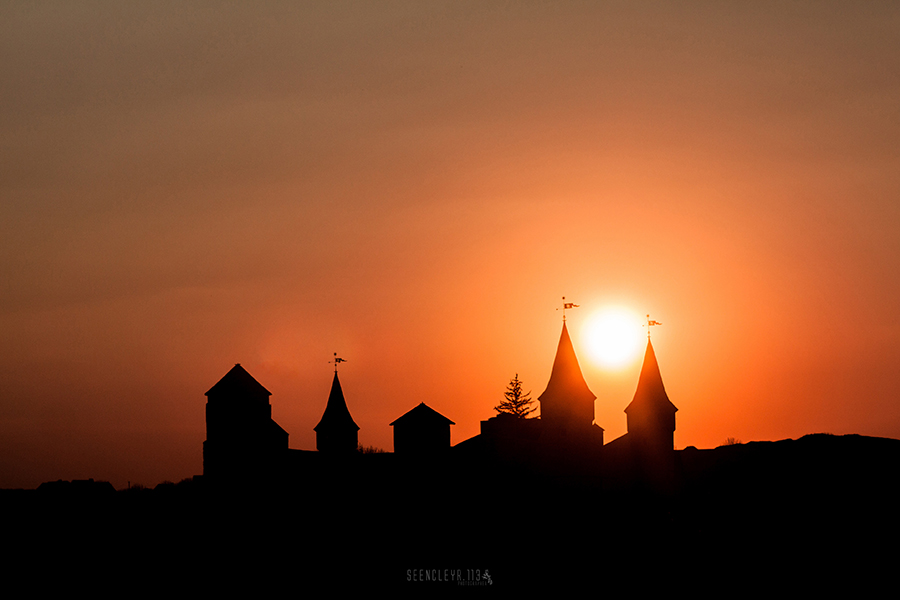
xmin=538 ymin=322 xmax=597 ymax=431
xmin=625 ymin=339 xmax=677 ymax=451
xmin=314 ymin=371 xmax=360 ymax=453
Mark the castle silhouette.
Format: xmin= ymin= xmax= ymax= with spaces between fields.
xmin=18 ymin=320 xmax=898 ymax=592
xmin=202 ymin=320 xmax=678 ymax=487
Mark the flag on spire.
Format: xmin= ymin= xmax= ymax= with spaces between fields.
xmin=558 ymin=296 xmax=580 ymax=321
xmin=645 ymin=315 xmax=661 ymax=338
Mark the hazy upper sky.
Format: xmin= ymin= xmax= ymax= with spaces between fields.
xmin=2 ymin=1 xmax=899 ymax=489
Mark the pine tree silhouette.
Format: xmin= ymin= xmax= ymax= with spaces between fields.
xmin=494 ymin=374 xmax=536 ymax=418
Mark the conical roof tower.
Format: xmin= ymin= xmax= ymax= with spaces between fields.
xmin=538 ymin=322 xmax=596 ymax=430
xmin=625 ymin=339 xmax=677 ymax=449
xmin=314 ymin=372 xmax=360 ymax=453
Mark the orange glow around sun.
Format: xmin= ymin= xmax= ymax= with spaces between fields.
xmin=582 ymin=308 xmax=645 ymax=369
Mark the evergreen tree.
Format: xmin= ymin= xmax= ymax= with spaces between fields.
xmin=494 ymin=374 xmax=535 ymax=418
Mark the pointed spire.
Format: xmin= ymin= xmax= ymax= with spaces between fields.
xmin=314 ymin=371 xmax=360 ymax=453
xmin=315 ymin=372 xmax=360 ymax=433
xmin=626 ymin=339 xmax=677 ymax=415
xmin=625 ymin=339 xmax=677 ymax=450
xmin=538 ymin=322 xmax=596 ymax=428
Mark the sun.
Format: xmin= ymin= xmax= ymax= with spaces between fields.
xmin=582 ymin=307 xmax=644 ymax=369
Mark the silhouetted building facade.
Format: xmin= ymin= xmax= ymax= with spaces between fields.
xmin=391 ymin=403 xmax=454 ymax=455
xmin=199 ymin=324 xmax=681 ymax=491
xmin=203 ymin=363 xmax=288 ymax=478
xmin=314 ymin=372 xmax=359 ymax=453
xmin=474 ymin=412 xmax=544 ymax=464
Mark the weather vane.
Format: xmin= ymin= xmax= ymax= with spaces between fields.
xmin=645 ymin=315 xmax=661 ymax=339
xmin=331 ymin=352 xmax=347 ymax=374
xmin=557 ymin=296 xmax=580 ymax=322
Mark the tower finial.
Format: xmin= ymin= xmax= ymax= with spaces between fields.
xmin=557 ymin=296 xmax=580 ymax=322
xmin=645 ymin=315 xmax=662 ymax=339
xmin=331 ymin=352 xmax=347 ymax=374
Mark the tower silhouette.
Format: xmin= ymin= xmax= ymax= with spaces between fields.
xmin=203 ymin=363 xmax=288 ymax=478
xmin=314 ymin=372 xmax=359 ymax=453
xmin=625 ymin=339 xmax=677 ymax=452
xmin=538 ymin=322 xmax=597 ymax=433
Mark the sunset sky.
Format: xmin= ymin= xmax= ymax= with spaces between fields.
xmin=2 ymin=2 xmax=899 ymax=489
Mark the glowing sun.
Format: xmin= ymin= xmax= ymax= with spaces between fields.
xmin=582 ymin=307 xmax=644 ymax=368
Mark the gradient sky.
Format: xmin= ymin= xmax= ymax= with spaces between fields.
xmin=2 ymin=1 xmax=899 ymax=489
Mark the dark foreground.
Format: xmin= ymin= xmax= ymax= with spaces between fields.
xmin=4 ymin=434 xmax=899 ymax=592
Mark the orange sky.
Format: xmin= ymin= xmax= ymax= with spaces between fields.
xmin=2 ymin=2 xmax=899 ymax=489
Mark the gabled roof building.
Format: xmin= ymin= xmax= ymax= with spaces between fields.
xmin=390 ymin=403 xmax=454 ymax=455
xmin=203 ymin=363 xmax=288 ymax=478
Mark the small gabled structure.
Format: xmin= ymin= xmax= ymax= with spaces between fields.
xmin=538 ymin=322 xmax=599 ymax=437
xmin=314 ymin=372 xmax=360 ymax=453
xmin=391 ymin=403 xmax=454 ymax=455
xmin=203 ymin=363 xmax=288 ymax=478
xmin=625 ymin=339 xmax=678 ymax=452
